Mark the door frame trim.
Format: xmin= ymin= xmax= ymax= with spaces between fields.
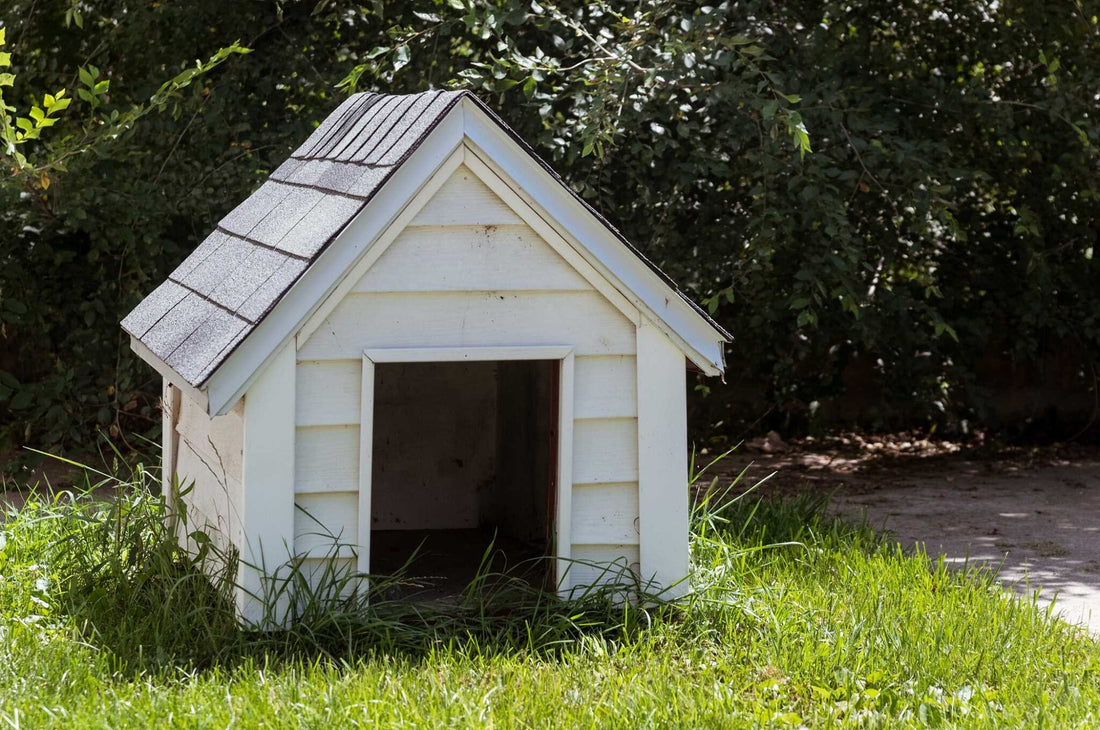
xmin=360 ymin=345 xmax=576 ymax=592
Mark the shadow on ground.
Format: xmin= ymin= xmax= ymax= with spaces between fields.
xmin=717 ymin=437 xmax=1100 ymax=634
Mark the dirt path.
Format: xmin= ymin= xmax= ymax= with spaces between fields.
xmin=717 ymin=437 xmax=1100 ymax=634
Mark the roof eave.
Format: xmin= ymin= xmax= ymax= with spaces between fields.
xmin=127 ymin=334 xmax=210 ymax=412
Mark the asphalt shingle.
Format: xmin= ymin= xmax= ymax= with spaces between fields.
xmin=207 ymin=247 xmax=291 ymax=313
xmin=120 ymin=280 xmax=189 ymax=338
xmin=247 ymin=187 xmax=326 ymax=250
xmin=236 ymin=257 xmax=308 ymax=323
xmin=174 ymin=235 xmax=255 ymax=297
xmin=275 ymin=195 xmax=363 ymax=259
xmin=168 ymin=308 xmax=249 ymax=384
xmin=141 ymin=294 xmax=220 ymax=361
xmin=219 ymin=181 xmax=292 ymax=238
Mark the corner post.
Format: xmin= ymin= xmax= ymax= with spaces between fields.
xmin=240 ymin=343 xmax=297 ymax=626
xmin=636 ymin=322 xmax=690 ymax=598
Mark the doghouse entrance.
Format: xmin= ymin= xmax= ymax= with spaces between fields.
xmin=368 ymin=359 xmax=558 ymax=599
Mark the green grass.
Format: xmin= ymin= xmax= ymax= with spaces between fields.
xmin=1 ymin=459 xmax=1098 ymax=728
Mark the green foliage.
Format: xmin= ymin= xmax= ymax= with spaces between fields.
xmin=2 ymin=1 xmax=1099 ymax=456
xmin=1 ymin=459 xmax=1098 ymax=726
xmin=445 ymin=0 xmax=1100 ymax=433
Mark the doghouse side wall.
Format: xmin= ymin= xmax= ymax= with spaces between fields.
xmin=167 ymin=380 xmax=245 ymax=559
xmin=292 ymin=165 xmax=642 ymax=587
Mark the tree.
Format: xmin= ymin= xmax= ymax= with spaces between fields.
xmin=2 ymin=0 xmax=1097 ymax=459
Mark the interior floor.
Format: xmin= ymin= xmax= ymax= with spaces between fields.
xmin=370 ymin=528 xmax=550 ymax=601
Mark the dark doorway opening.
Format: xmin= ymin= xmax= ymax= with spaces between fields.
xmin=369 ymin=359 xmax=557 ymax=600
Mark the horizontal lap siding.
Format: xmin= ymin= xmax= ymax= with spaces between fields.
xmin=296 ymin=360 xmax=361 ymax=426
xmin=294 ymin=425 xmax=359 ymax=493
xmin=356 ymin=225 xmax=590 ymax=292
xmin=573 ymin=356 xmax=637 ymax=419
xmin=292 ymin=165 xmax=642 ymax=580
xmin=294 ymin=492 xmax=358 ymax=558
xmin=297 ymin=290 xmax=635 ymax=360
xmin=571 ymin=483 xmax=639 ymax=544
xmin=409 ymin=166 xmax=523 ymax=226
xmin=572 ymin=418 xmax=639 ymax=484
xmin=567 ymin=544 xmax=641 ymax=589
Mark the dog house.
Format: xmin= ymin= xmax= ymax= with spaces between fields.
xmin=122 ymin=90 xmax=729 ymax=623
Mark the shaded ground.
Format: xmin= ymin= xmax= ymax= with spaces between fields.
xmin=714 ymin=434 xmax=1100 ymax=633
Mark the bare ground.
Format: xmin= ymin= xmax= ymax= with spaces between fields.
xmin=713 ymin=434 xmax=1100 ymax=633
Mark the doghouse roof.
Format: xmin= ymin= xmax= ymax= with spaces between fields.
xmin=123 ymin=89 xmax=730 ymax=415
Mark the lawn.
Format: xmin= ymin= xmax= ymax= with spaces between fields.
xmin=0 ymin=461 xmax=1097 ymax=728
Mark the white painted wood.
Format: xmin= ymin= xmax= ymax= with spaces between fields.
xmin=460 ymin=149 xmax=641 ymax=328
xmin=571 ymin=418 xmax=639 ymax=485
xmin=567 ymin=544 xmax=640 ymax=591
xmin=206 ymin=116 xmax=466 ymax=415
xmin=355 ymin=225 xmax=591 ymax=293
xmin=357 ymin=355 xmax=375 ymax=576
xmin=555 ymin=351 xmax=574 ymax=592
xmin=409 ymin=165 xmax=523 ymax=226
xmin=298 ymin=291 xmax=635 ymax=360
xmin=294 ymin=491 xmax=359 ymax=559
xmin=461 ymin=97 xmax=728 ymax=376
xmin=174 ymin=436 xmax=240 ymax=559
xmin=573 ymin=356 xmax=637 ymax=419
xmin=178 ymin=395 xmax=245 ymax=482
xmin=173 ymin=394 xmax=245 ymax=557
xmin=365 ymin=345 xmax=573 ymax=363
xmin=297 ymin=557 xmax=357 ymax=593
xmin=239 ymin=343 xmax=297 ymax=626
xmin=294 ymin=425 xmax=359 ymax=493
xmin=571 ymin=483 xmax=639 ymax=545
xmin=292 ymin=146 xmax=467 ymax=354
xmin=162 ymin=380 xmax=182 ymax=534
xmin=295 ymin=360 xmax=361 ymax=426
xmin=636 ymin=322 xmax=690 ymax=598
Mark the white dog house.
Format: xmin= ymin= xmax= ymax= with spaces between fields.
xmin=122 ymin=90 xmax=729 ymax=622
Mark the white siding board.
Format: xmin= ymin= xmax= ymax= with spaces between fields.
xmin=297 ymin=557 xmax=358 ymax=593
xmin=573 ymin=355 xmax=637 ymax=419
xmin=294 ymin=425 xmax=360 ymax=493
xmin=175 ymin=437 xmax=241 ymax=554
xmin=297 ymin=291 xmax=635 ymax=360
xmin=174 ymin=396 xmax=244 ymax=554
xmin=294 ymin=491 xmax=359 ymax=558
xmin=295 ymin=360 xmax=361 ymax=426
xmin=571 ymin=483 xmax=639 ymax=545
xmin=178 ymin=395 xmax=244 ymax=483
xmin=571 ymin=418 xmax=639 ymax=485
xmin=409 ymin=165 xmax=523 ymax=226
xmin=567 ymin=544 xmax=640 ymax=590
xmin=355 ymin=225 xmax=591 ymax=293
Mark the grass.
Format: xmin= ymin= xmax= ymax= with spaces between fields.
xmin=0 ymin=458 xmax=1098 ymax=728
